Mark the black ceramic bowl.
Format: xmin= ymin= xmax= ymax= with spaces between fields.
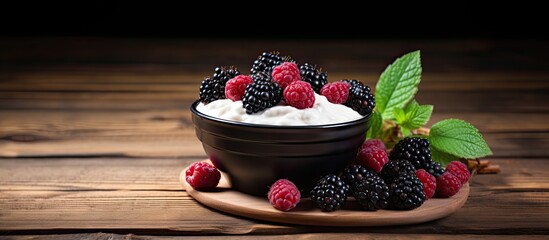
xmin=190 ymin=100 xmax=371 ymax=196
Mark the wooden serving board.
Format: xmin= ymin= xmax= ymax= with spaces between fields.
xmin=180 ymin=161 xmax=470 ymax=227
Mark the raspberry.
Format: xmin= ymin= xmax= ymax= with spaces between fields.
xmin=416 ymin=169 xmax=436 ymax=200
xmin=320 ymin=82 xmax=350 ymax=104
xmin=225 ymin=75 xmax=253 ymax=101
xmin=185 ymin=162 xmax=221 ymax=191
xmin=356 ymin=146 xmax=389 ymax=173
xmin=361 ymin=139 xmax=387 ymax=151
xmin=272 ymin=62 xmax=301 ymax=89
xmin=435 ymin=171 xmax=462 ymax=198
xmin=446 ymin=161 xmax=470 ymax=185
xmin=283 ymin=81 xmax=315 ymax=109
xmin=268 ymin=179 xmax=301 ymax=211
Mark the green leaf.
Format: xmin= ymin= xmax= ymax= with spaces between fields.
xmin=375 ymin=51 xmax=422 ymax=119
xmin=431 ymin=146 xmax=459 ymax=166
xmin=366 ymin=110 xmax=382 ymax=139
xmin=429 ymin=119 xmax=493 ymax=159
xmin=394 ymin=100 xmax=433 ymax=134
xmin=393 ymin=107 xmax=407 ymax=125
xmin=401 ymin=126 xmax=411 ymax=137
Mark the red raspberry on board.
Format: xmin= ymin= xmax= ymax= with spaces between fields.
xmin=356 ymin=146 xmax=389 ymax=173
xmin=225 ymin=75 xmax=254 ymax=101
xmin=360 ymin=139 xmax=387 ymax=151
xmin=435 ymin=171 xmax=462 ymax=198
xmin=320 ymin=82 xmax=350 ymax=104
xmin=272 ymin=62 xmax=301 ymax=89
xmin=185 ymin=162 xmax=221 ymax=191
xmin=446 ymin=161 xmax=471 ymax=184
xmin=283 ymin=81 xmax=315 ymax=109
xmin=268 ymin=179 xmax=301 ymax=211
xmin=416 ymin=169 xmax=436 ymax=200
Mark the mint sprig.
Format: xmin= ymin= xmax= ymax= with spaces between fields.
xmin=394 ymin=100 xmax=433 ymax=136
xmin=429 ymin=119 xmax=492 ymax=159
xmin=368 ymin=50 xmax=492 ymax=166
xmin=375 ymin=50 xmax=422 ymax=119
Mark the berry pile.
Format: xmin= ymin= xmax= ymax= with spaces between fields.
xmin=185 ymin=138 xmax=471 ymax=212
xmin=192 ymin=52 xmax=473 ymax=212
xmin=198 ymin=51 xmax=375 ymax=116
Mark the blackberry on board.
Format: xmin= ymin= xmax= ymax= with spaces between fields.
xmin=352 ymin=172 xmax=390 ymax=211
xmin=421 ymin=161 xmax=445 ymax=178
xmin=341 ymin=165 xmax=370 ymax=190
xmin=242 ymin=73 xmax=282 ymax=114
xmin=340 ymin=79 xmax=375 ymax=116
xmin=389 ymin=137 xmax=432 ymax=169
xmin=380 ymin=160 xmax=416 ymax=180
xmin=310 ymin=174 xmax=349 ymax=212
xmin=300 ymin=63 xmax=328 ymax=93
xmin=387 ymin=174 xmax=426 ymax=210
xmin=251 ymin=51 xmax=287 ymax=75
xmin=198 ymin=66 xmax=241 ymax=104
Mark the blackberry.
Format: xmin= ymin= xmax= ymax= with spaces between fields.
xmin=213 ymin=66 xmax=240 ymax=84
xmin=251 ymin=71 xmax=272 ymax=82
xmin=341 ymin=165 xmax=371 ymax=190
xmin=422 ymin=161 xmax=445 ymax=178
xmin=352 ymin=172 xmax=390 ymax=211
xmin=251 ymin=51 xmax=287 ymax=75
xmin=387 ymin=174 xmax=425 ymax=210
xmin=340 ymin=79 xmax=362 ymax=88
xmin=310 ymin=174 xmax=349 ymax=211
xmin=300 ymin=63 xmax=328 ymax=93
xmin=198 ymin=66 xmax=240 ymax=104
xmin=389 ymin=137 xmax=432 ymax=169
xmin=242 ymin=73 xmax=282 ymax=114
xmin=340 ymin=79 xmax=375 ymax=116
xmin=199 ymin=76 xmax=218 ymax=104
xmin=380 ymin=160 xmax=416 ymax=180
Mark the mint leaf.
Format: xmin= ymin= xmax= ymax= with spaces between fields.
xmin=375 ymin=51 xmax=422 ymax=119
xmin=393 ymin=107 xmax=407 ymax=125
xmin=431 ymin=146 xmax=459 ymax=166
xmin=394 ymin=100 xmax=433 ymax=136
xmin=401 ymin=126 xmax=411 ymax=137
xmin=429 ymin=119 xmax=492 ymax=159
xmin=366 ymin=110 xmax=382 ymax=139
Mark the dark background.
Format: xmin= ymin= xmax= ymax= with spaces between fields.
xmin=1 ymin=2 xmax=545 ymax=39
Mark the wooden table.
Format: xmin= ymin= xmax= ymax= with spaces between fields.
xmin=1 ymin=38 xmax=548 ymax=239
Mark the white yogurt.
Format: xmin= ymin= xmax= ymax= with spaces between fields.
xmin=196 ymin=93 xmax=363 ymax=126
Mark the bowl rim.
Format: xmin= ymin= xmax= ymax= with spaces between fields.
xmin=190 ymin=99 xmax=371 ymax=129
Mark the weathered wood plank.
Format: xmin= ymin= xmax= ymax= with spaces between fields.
xmin=0 ymin=158 xmax=547 ymax=235
xmin=1 ymin=158 xmax=545 ymax=192
xmin=5 ymin=233 xmax=549 ymax=240
xmin=1 ymin=90 xmax=546 ymax=113
xmin=1 ymin=110 xmax=548 ymax=158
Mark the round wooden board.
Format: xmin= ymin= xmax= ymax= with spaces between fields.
xmin=180 ymin=160 xmax=470 ymax=227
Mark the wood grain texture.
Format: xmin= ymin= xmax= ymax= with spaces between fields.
xmin=5 ymin=233 xmax=549 ymax=240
